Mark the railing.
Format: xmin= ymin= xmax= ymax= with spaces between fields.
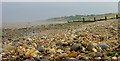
xmin=68 ymin=14 xmax=120 ymax=23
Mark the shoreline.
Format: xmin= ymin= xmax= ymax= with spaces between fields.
xmin=2 ymin=21 xmax=67 ymax=29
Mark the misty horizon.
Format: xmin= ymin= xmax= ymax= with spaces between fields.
xmin=2 ymin=2 xmax=118 ymax=23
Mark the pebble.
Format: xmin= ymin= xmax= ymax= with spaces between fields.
xmin=89 ymin=52 xmax=102 ymax=57
xmin=40 ymin=59 xmax=49 ymax=61
xmin=92 ymin=48 xmax=97 ymax=52
xmin=86 ymin=42 xmax=95 ymax=51
xmin=95 ymin=52 xmax=103 ymax=57
xmin=111 ymin=56 xmax=117 ymax=60
xmin=70 ymin=44 xmax=83 ymax=51
xmin=62 ymin=42 xmax=69 ymax=46
xmin=37 ymin=46 xmax=45 ymax=52
xmin=101 ymin=56 xmax=111 ymax=61
xmin=97 ymin=43 xmax=109 ymax=50
xmin=55 ymin=53 xmax=68 ymax=59
xmin=56 ymin=49 xmax=64 ymax=53
xmin=68 ymin=52 xmax=80 ymax=58
xmin=2 ymin=19 xmax=119 ymax=60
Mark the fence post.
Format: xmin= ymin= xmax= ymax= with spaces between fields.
xmin=105 ymin=16 xmax=107 ymax=20
xmin=116 ymin=14 xmax=118 ymax=19
xmin=83 ymin=18 xmax=85 ymax=22
xmin=94 ymin=17 xmax=96 ymax=22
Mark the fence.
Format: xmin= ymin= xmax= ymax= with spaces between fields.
xmin=68 ymin=14 xmax=120 ymax=23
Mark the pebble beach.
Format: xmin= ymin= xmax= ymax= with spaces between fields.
xmin=1 ymin=19 xmax=120 ymax=61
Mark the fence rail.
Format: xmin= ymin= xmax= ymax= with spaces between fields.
xmin=68 ymin=14 xmax=120 ymax=23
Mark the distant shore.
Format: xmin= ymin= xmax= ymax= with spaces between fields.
xmin=2 ymin=21 xmax=67 ymax=29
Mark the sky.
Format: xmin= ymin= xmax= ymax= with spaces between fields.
xmin=0 ymin=3 xmax=2 ymax=27
xmin=1 ymin=0 xmax=120 ymax=2
xmin=2 ymin=2 xmax=119 ymax=23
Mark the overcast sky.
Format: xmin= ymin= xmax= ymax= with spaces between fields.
xmin=1 ymin=0 xmax=120 ymax=2
xmin=2 ymin=2 xmax=118 ymax=23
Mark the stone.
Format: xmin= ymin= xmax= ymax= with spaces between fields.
xmin=92 ymin=48 xmax=97 ymax=52
xmin=97 ymin=43 xmax=109 ymax=50
xmin=81 ymin=42 xmax=87 ymax=47
xmin=111 ymin=56 xmax=117 ymax=61
xmin=95 ymin=52 xmax=102 ymax=57
xmin=68 ymin=52 xmax=80 ymax=58
xmin=60 ymin=58 xmax=80 ymax=61
xmin=70 ymin=44 xmax=83 ymax=51
xmin=86 ymin=42 xmax=95 ymax=51
xmin=40 ymin=59 xmax=49 ymax=61
xmin=37 ymin=46 xmax=45 ymax=52
xmin=94 ymin=57 xmax=101 ymax=61
xmin=56 ymin=41 xmax=62 ymax=46
xmin=0 ymin=48 xmax=2 ymax=53
xmin=56 ymin=53 xmax=68 ymax=59
xmin=112 ymin=56 xmax=117 ymax=59
xmin=101 ymin=56 xmax=111 ymax=61
xmin=89 ymin=52 xmax=96 ymax=57
xmin=57 ymin=49 xmax=64 ymax=53
xmin=62 ymin=42 xmax=68 ymax=46
xmin=27 ymin=38 xmax=32 ymax=41
xmin=89 ymin=52 xmax=102 ymax=57
xmin=13 ymin=39 xmax=19 ymax=43
xmin=25 ymin=59 xmax=33 ymax=61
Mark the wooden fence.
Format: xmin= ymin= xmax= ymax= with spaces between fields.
xmin=68 ymin=14 xmax=120 ymax=23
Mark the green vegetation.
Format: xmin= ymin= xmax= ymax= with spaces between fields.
xmin=47 ymin=13 xmax=118 ymax=22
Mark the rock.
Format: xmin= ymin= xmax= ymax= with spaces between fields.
xmin=95 ymin=52 xmax=102 ymax=57
xmin=25 ymin=48 xmax=36 ymax=56
xmin=25 ymin=59 xmax=33 ymax=61
xmin=27 ymin=38 xmax=32 ymax=41
xmin=56 ymin=53 xmax=68 ymax=59
xmin=81 ymin=42 xmax=87 ymax=47
xmin=70 ymin=44 xmax=83 ymax=51
xmin=0 ymin=48 xmax=2 ymax=53
xmin=57 ymin=49 xmax=64 ymax=53
xmin=82 ymin=56 xmax=90 ymax=61
xmin=94 ymin=57 xmax=101 ymax=61
xmin=62 ymin=42 xmax=68 ymax=46
xmin=49 ymin=48 xmax=56 ymax=54
xmin=25 ymin=54 xmax=31 ymax=59
xmin=34 ymin=56 xmax=44 ymax=61
xmin=111 ymin=56 xmax=117 ymax=61
xmin=101 ymin=56 xmax=111 ymax=61
xmin=86 ymin=42 xmax=95 ymax=51
xmin=13 ymin=39 xmax=19 ymax=43
xmin=89 ymin=52 xmax=102 ymax=57
xmin=68 ymin=52 xmax=80 ymax=58
xmin=56 ymin=41 xmax=62 ymax=46
xmin=40 ymin=59 xmax=49 ymax=61
xmin=97 ymin=43 xmax=109 ymax=50
xmin=31 ymin=50 xmax=39 ymax=57
xmin=60 ymin=58 xmax=80 ymax=61
xmin=89 ymin=52 xmax=96 ymax=57
xmin=37 ymin=46 xmax=45 ymax=52
xmin=34 ymin=56 xmax=40 ymax=61
xmin=0 ymin=54 xmax=2 ymax=61
xmin=112 ymin=56 xmax=117 ymax=59
xmin=92 ymin=48 xmax=97 ymax=52
xmin=67 ymin=41 xmax=74 ymax=46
